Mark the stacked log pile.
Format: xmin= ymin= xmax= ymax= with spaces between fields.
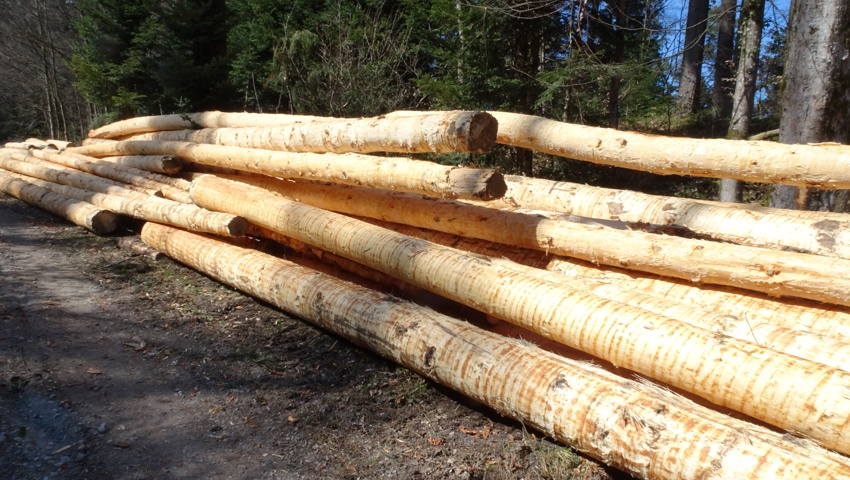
xmin=4 ymin=110 xmax=850 ymax=479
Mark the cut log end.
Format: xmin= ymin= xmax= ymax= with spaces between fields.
xmin=227 ymin=216 xmax=250 ymax=237
xmin=454 ymin=111 xmax=498 ymax=153
xmin=448 ymin=169 xmax=507 ymax=201
xmin=90 ymin=210 xmax=120 ymax=234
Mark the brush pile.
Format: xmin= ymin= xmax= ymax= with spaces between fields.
xmin=4 ymin=110 xmax=850 ymax=479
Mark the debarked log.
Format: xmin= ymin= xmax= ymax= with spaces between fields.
xmin=71 ymin=140 xmax=507 ymax=200
xmin=216 ymin=175 xmax=850 ymax=307
xmin=189 ymin=175 xmax=850 ymax=454
xmin=493 ymin=174 xmax=850 ymax=260
xmin=0 ymin=170 xmax=117 ymax=234
xmin=140 ymin=221 xmax=850 ymax=480
xmin=0 ymin=170 xmax=245 ymax=237
xmin=490 ymin=111 xmax=850 ymax=189
xmin=118 ymin=110 xmax=498 ymax=154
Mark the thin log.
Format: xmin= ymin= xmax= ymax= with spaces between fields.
xmin=361 ymin=218 xmax=850 ymax=371
xmin=4 ymin=140 xmax=50 ymax=150
xmin=118 ymin=111 xmax=498 ymax=154
xmin=189 ymin=175 xmax=850 ymax=454
xmin=490 ymin=111 xmax=850 ymax=189
xmin=2 ymin=171 xmax=245 ymax=237
xmin=140 ymin=221 xmax=850 ymax=480
xmin=89 ymin=111 xmax=327 ymax=138
xmin=489 ymin=174 xmax=850 ymax=259
xmin=97 ymin=155 xmax=183 ymax=175
xmin=0 ymin=170 xmax=117 ymax=234
xmin=369 ymin=219 xmax=850 ymax=344
xmin=218 ymin=175 xmax=850 ymax=307
xmin=18 ymin=148 xmax=192 ymax=203
xmin=0 ymin=150 xmax=162 ymax=199
xmin=71 ymin=141 xmax=507 ymax=200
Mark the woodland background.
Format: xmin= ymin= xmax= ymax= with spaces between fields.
xmin=0 ymin=0 xmax=846 ymax=209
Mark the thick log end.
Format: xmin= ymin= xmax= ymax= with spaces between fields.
xmin=90 ymin=210 xmax=120 ymax=235
xmin=452 ymin=112 xmax=498 ymax=153
xmin=158 ymin=156 xmax=184 ymax=175
xmin=447 ymin=168 xmax=507 ymax=201
xmin=227 ymin=216 xmax=250 ymax=237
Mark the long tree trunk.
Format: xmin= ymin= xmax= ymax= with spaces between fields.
xmin=493 ymin=175 xmax=850 ymax=259
xmin=677 ymin=0 xmax=710 ymax=114
xmin=284 ymin=211 xmax=850 ymax=372
xmin=490 ymin=111 xmax=850 ymax=188
xmin=770 ymin=0 xmax=850 ymax=210
xmin=0 ymin=170 xmax=117 ymax=233
xmin=116 ymin=111 xmax=498 ymax=155
xmin=188 ymin=175 xmax=850 ymax=455
xmin=140 ymin=222 xmax=850 ymax=480
xmin=712 ymin=0 xmax=737 ymax=123
xmin=0 ymin=153 xmax=245 ymax=236
xmin=18 ymin=148 xmax=191 ymax=203
xmin=608 ymin=0 xmax=626 ymax=129
xmin=360 ymin=216 xmax=850 ymax=345
xmin=720 ymin=0 xmax=765 ymax=203
xmin=70 ymin=140 xmax=506 ymax=200
xmin=221 ymin=174 xmax=850 ymax=307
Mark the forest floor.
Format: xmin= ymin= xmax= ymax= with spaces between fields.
xmin=0 ymin=193 xmax=627 ymax=480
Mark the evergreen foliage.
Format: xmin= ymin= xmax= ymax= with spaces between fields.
xmin=3 ymin=0 xmax=800 ymax=202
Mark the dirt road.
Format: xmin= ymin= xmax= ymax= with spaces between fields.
xmin=0 ymin=194 xmax=621 ymax=479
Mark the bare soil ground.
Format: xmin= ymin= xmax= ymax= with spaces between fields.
xmin=0 ymin=194 xmax=627 ymax=480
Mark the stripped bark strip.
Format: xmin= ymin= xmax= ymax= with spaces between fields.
xmin=2 ymin=171 xmax=245 ymax=237
xmin=190 ymin=176 xmax=850 ymax=453
xmin=490 ymin=111 xmax=850 ymax=188
xmin=0 ymin=170 xmax=118 ymax=234
xmin=361 ymin=218 xmax=850 ymax=372
xmin=97 ymin=155 xmax=183 ymax=175
xmin=218 ymin=175 xmax=850 ymax=307
xmin=89 ymin=111 xmax=327 ymax=138
xmin=72 ymin=140 xmax=507 ymax=200
xmin=491 ymin=175 xmax=850 ymax=260
xmin=19 ymin=148 xmax=192 ymax=203
xmin=119 ymin=111 xmax=498 ymax=154
xmin=140 ymin=222 xmax=850 ymax=480
xmin=0 ymin=151 xmax=160 ymax=200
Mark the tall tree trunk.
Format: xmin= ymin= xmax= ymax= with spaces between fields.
xmin=712 ymin=0 xmax=737 ymax=123
xmin=608 ymin=0 xmax=626 ymax=129
xmin=678 ymin=0 xmax=710 ymax=115
xmin=770 ymin=0 xmax=850 ymax=211
xmin=720 ymin=0 xmax=765 ymax=203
